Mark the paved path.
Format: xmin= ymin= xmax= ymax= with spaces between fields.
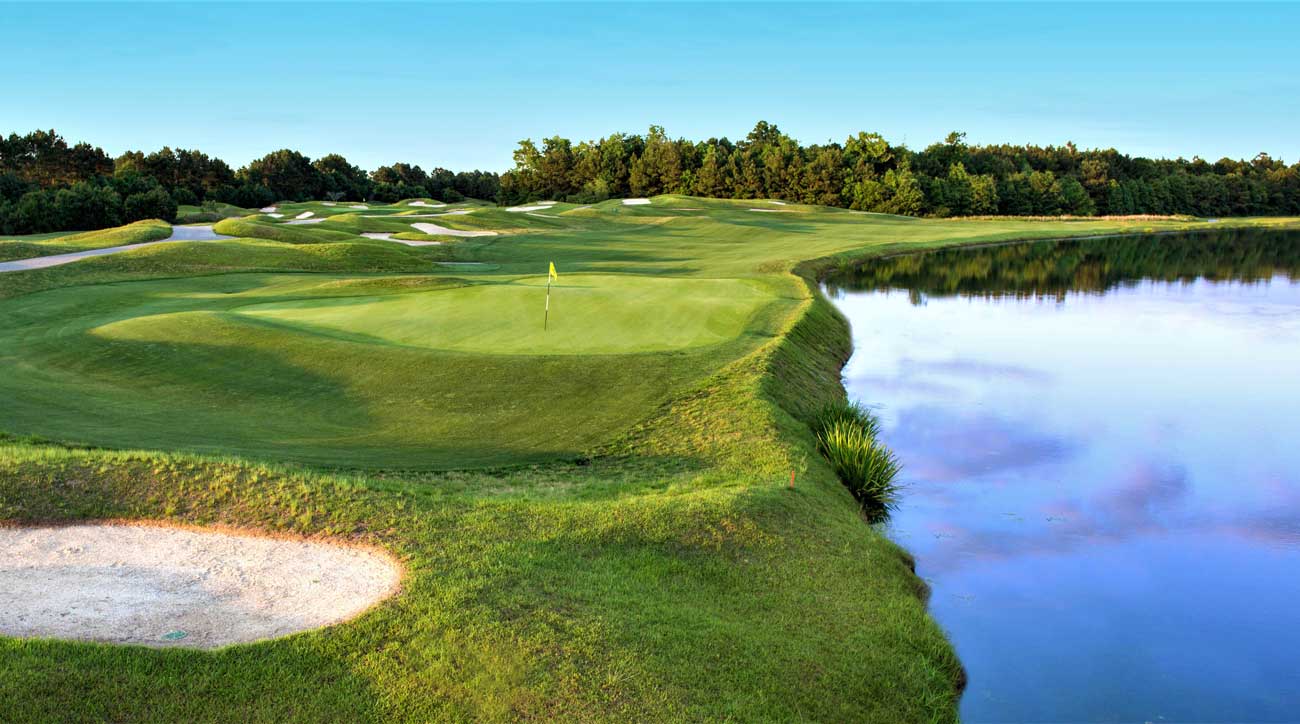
xmin=0 ymin=225 xmax=232 ymax=273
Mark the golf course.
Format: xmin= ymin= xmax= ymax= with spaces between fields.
xmin=3 ymin=195 xmax=1291 ymax=722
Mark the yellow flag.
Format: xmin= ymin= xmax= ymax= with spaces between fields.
xmin=548 ymin=261 xmax=558 ymax=282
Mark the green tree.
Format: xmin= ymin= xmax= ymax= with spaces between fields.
xmin=124 ymin=187 xmax=177 ymax=222
xmin=241 ymin=150 xmax=323 ymax=201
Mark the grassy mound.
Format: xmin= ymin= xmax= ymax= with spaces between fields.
xmin=213 ymin=217 xmax=361 ymax=244
xmin=0 ymin=219 xmax=171 ymax=262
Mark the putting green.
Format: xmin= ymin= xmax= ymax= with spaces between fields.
xmin=233 ymin=274 xmax=771 ymax=354
xmin=1 ymin=272 xmax=783 ymax=467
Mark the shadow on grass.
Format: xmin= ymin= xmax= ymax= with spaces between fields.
xmin=0 ymin=637 xmax=386 ymax=723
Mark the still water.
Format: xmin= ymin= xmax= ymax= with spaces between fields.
xmin=825 ymin=230 xmax=1300 ymax=722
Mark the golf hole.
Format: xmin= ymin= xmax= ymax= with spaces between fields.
xmin=0 ymin=522 xmax=402 ymax=649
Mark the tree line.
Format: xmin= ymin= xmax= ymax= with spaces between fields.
xmin=6 ymin=122 xmax=1300 ymax=235
xmin=0 ymin=129 xmax=501 ymax=234
xmin=500 ymin=122 xmax=1300 ymax=218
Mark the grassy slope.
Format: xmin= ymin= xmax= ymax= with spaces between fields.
xmin=1 ymin=199 xmax=1296 ymax=722
xmin=0 ymin=220 xmax=171 ymax=262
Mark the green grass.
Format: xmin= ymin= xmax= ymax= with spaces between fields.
xmin=236 ymin=273 xmax=775 ymax=354
xmin=1 ymin=196 xmax=1296 ymax=722
xmin=813 ymin=401 xmax=901 ymax=520
xmin=213 ymin=217 xmax=364 ymax=244
xmin=0 ymin=219 xmax=171 ymax=262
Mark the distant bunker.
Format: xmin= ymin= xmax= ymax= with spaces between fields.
xmin=0 ymin=523 xmax=401 ymax=649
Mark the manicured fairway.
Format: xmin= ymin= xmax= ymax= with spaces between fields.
xmin=2 ymin=197 xmax=1295 ymax=722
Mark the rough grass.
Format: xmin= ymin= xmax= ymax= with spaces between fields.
xmin=213 ymin=217 xmax=363 ymax=244
xmin=816 ymin=417 xmax=901 ymax=520
xmin=1 ymin=197 xmax=1297 ymax=722
xmin=0 ymin=219 xmax=171 ymax=262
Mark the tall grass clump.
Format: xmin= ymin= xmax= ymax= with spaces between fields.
xmin=813 ymin=400 xmax=901 ymax=520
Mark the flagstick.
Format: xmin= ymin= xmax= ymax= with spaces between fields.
xmin=544 ymin=278 xmax=551 ymax=331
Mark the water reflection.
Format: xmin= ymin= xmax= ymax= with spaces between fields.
xmin=826 ymin=229 xmax=1300 ymax=722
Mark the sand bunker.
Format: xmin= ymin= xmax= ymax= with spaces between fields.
xmin=349 ymin=204 xmax=369 ymax=210
xmin=408 ymin=201 xmax=445 ymax=208
xmin=371 ymin=210 xmax=475 ymax=218
xmin=360 ymin=232 xmax=441 ymax=246
xmin=260 ymin=206 xmax=278 ymax=212
xmin=767 ymin=200 xmax=788 ymax=206
xmin=294 ymin=212 xmax=315 ymax=220
xmin=749 ymin=208 xmax=794 ymax=213
xmin=410 ymin=222 xmax=496 ymax=237
xmin=507 ymin=203 xmax=555 ymax=212
xmin=285 ymin=218 xmax=326 ymax=225
xmin=623 ymin=198 xmax=651 ymax=205
xmin=266 ymin=212 xmax=285 ymax=218
xmin=322 ymin=202 xmax=336 ymax=206
xmin=0 ymin=523 xmax=400 ymax=649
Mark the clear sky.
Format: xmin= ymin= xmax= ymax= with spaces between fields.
xmin=6 ymin=2 xmax=1298 ymax=173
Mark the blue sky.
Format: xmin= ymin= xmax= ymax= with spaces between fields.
xmin=6 ymin=2 xmax=1298 ymax=172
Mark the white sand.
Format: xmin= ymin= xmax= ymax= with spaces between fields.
xmin=0 ymin=226 xmax=232 ymax=273
xmin=410 ymin=222 xmax=496 ymax=237
xmin=0 ymin=523 xmax=401 ymax=649
xmin=349 ymin=204 xmax=369 ymax=210
xmin=623 ymin=198 xmax=651 ymax=205
xmin=322 ymin=202 xmax=336 ymax=207
xmin=362 ymin=232 xmax=443 ymax=247
xmin=260 ymin=206 xmax=278 ymax=212
xmin=408 ymin=201 xmax=445 ymax=208
xmin=767 ymin=200 xmax=788 ymax=206
xmin=285 ymin=218 xmax=326 ymax=225
xmin=265 ymin=212 xmax=285 ymax=218
xmin=377 ymin=211 xmax=475 ymax=218
xmin=294 ymin=211 xmax=315 ymax=220
xmin=507 ymin=204 xmax=555 ymax=213
xmin=748 ymin=208 xmax=794 ymax=213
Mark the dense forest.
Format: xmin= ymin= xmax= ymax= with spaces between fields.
xmin=4 ymin=122 xmax=1299 ymax=235
xmin=500 ymin=123 xmax=1300 ymax=218
xmin=0 ymin=130 xmax=500 ymax=234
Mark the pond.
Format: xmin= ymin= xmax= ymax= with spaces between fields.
xmin=824 ymin=229 xmax=1300 ymax=722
